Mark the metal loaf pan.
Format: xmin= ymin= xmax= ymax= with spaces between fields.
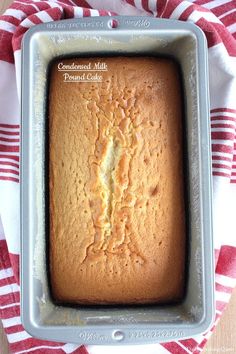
xmin=21 ymin=16 xmax=214 ymax=345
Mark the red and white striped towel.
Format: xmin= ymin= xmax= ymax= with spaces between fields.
xmin=0 ymin=0 xmax=236 ymax=353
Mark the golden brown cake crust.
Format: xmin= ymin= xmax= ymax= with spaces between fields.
xmin=49 ymin=57 xmax=186 ymax=304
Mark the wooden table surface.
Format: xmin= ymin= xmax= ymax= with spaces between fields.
xmin=1 ymin=0 xmax=236 ymax=353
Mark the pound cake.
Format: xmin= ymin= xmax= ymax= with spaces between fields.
xmin=49 ymin=57 xmax=186 ymax=304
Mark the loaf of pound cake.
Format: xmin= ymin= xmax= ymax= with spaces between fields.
xmin=49 ymin=57 xmax=186 ymax=304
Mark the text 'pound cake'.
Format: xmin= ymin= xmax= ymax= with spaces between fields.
xmin=49 ymin=57 xmax=186 ymax=304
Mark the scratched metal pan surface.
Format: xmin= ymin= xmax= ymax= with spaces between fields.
xmin=21 ymin=16 xmax=214 ymax=345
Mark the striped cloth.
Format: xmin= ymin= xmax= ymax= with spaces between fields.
xmin=0 ymin=0 xmax=236 ymax=353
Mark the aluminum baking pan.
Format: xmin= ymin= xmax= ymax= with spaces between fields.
xmin=21 ymin=16 xmax=214 ymax=345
